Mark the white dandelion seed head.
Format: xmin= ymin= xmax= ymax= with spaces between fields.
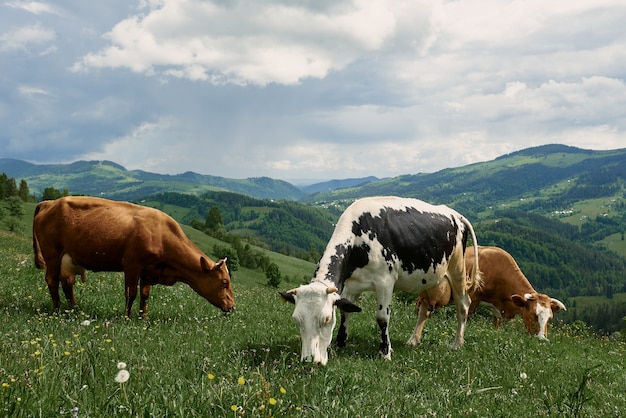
xmin=117 ymin=362 xmax=127 ymax=370
xmin=80 ymin=320 xmax=91 ymax=326
xmin=115 ymin=370 xmax=130 ymax=383
xmin=520 ymin=372 xmax=528 ymax=380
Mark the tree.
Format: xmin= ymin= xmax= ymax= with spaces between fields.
xmin=41 ymin=187 xmax=69 ymax=200
xmin=212 ymin=244 xmax=239 ymax=272
xmin=18 ymin=179 xmax=29 ymax=202
xmin=205 ymin=206 xmax=223 ymax=230
xmin=6 ymin=178 xmax=18 ymax=197
xmin=266 ymin=262 xmax=282 ymax=288
xmin=0 ymin=173 xmax=8 ymax=199
xmin=5 ymin=196 xmax=23 ymax=232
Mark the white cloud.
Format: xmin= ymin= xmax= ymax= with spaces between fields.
xmin=0 ymin=23 xmax=55 ymax=52
xmin=18 ymin=85 xmax=49 ymax=97
xmin=73 ymin=0 xmax=441 ymax=86
xmin=5 ymin=1 xmax=59 ymax=15
xmin=2 ymin=0 xmax=626 ymax=180
xmin=80 ymin=119 xmax=179 ymax=170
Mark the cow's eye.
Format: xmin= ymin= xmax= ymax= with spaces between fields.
xmin=221 ymin=280 xmax=229 ymax=289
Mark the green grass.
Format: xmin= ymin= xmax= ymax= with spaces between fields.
xmin=601 ymin=233 xmax=626 ymax=256
xmin=2 ymin=231 xmax=626 ymax=417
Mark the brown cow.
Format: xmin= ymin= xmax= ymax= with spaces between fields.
xmin=407 ymin=246 xmax=566 ymax=344
xmin=33 ymin=196 xmax=235 ymax=316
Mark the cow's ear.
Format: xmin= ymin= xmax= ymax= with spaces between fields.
xmin=335 ymin=298 xmax=362 ymax=313
xmin=279 ymin=291 xmax=296 ymax=304
xmin=511 ymin=294 xmax=527 ymax=307
xmin=200 ymin=256 xmax=213 ymax=272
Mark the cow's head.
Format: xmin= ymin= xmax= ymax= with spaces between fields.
xmin=511 ymin=292 xmax=566 ymax=340
xmin=280 ymin=281 xmax=361 ymax=365
xmin=196 ymin=257 xmax=235 ymax=313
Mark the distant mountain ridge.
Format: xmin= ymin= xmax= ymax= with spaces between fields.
xmin=301 ymin=176 xmax=380 ymax=194
xmin=0 ymin=158 xmax=382 ymax=200
xmin=2 ymin=144 xmax=625 ymax=207
xmin=0 ymin=158 xmax=307 ymax=200
xmin=301 ymin=145 xmax=626 ymax=214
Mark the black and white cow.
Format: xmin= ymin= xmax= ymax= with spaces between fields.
xmin=280 ymin=196 xmax=481 ymax=365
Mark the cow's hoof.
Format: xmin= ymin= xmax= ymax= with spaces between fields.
xmin=450 ymin=340 xmax=464 ymax=351
xmin=406 ymin=338 xmax=420 ymax=346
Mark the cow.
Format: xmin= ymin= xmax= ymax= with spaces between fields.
xmin=280 ymin=196 xmax=481 ymax=365
xmin=33 ymin=196 xmax=235 ymax=317
xmin=408 ymin=245 xmax=566 ymax=344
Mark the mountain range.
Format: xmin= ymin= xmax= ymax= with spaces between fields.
xmin=4 ymin=144 xmax=624 ymax=208
xmin=0 ymin=158 xmax=381 ymax=201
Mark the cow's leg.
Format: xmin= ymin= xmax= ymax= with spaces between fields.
xmin=448 ymin=275 xmax=470 ymax=350
xmin=407 ymin=299 xmax=430 ymax=346
xmin=491 ymin=305 xmax=503 ymax=329
xmin=124 ymin=270 xmax=141 ymax=318
xmin=60 ymin=274 xmax=77 ymax=305
xmin=139 ymin=279 xmax=151 ymax=318
xmin=337 ymin=311 xmax=350 ymax=347
xmin=44 ymin=267 xmax=62 ymax=310
xmin=375 ymin=288 xmax=394 ymax=360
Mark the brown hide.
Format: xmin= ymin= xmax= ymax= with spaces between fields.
xmin=465 ymin=246 xmax=535 ymax=322
xmin=412 ymin=246 xmax=565 ymax=343
xmin=33 ymin=196 xmax=235 ymax=316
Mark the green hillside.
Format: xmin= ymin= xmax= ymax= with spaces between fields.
xmin=0 ymin=159 xmax=306 ymax=201
xmin=140 ymin=191 xmax=335 ymax=262
xmin=302 ymin=145 xmax=626 ymax=217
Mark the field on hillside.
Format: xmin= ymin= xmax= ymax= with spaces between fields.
xmin=2 ymin=231 xmax=626 ymax=417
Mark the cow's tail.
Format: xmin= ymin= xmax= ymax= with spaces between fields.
xmin=33 ymin=203 xmax=46 ymax=270
xmin=461 ymin=216 xmax=482 ymax=294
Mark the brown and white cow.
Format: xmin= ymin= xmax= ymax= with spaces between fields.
xmin=408 ymin=245 xmax=566 ymax=344
xmin=280 ymin=197 xmax=481 ymax=365
xmin=33 ymin=196 xmax=235 ymax=316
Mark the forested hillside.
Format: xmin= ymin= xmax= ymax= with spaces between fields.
xmin=476 ymin=210 xmax=626 ymax=300
xmin=142 ymin=191 xmax=335 ymax=261
xmin=302 ymin=145 xmax=626 ymax=212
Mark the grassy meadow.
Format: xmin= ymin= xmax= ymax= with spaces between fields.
xmin=2 ymin=228 xmax=626 ymax=417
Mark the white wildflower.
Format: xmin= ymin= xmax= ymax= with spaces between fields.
xmin=520 ymin=372 xmax=528 ymax=380
xmin=115 ymin=369 xmax=130 ymax=384
xmin=80 ymin=320 xmax=91 ymax=326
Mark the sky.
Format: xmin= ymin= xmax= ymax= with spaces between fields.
xmin=1 ymin=0 xmax=625 ymax=182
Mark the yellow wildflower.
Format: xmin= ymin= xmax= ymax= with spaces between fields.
xmin=237 ymin=376 xmax=245 ymax=385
